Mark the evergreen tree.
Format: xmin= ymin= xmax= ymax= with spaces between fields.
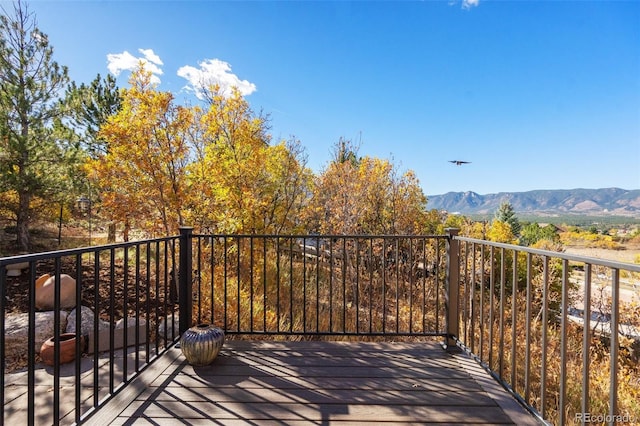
xmin=520 ymin=222 xmax=560 ymax=246
xmin=65 ymin=73 xmax=121 ymax=157
xmin=494 ymin=201 xmax=521 ymax=237
xmin=0 ymin=1 xmax=70 ymax=250
xmin=333 ymin=137 xmax=360 ymax=166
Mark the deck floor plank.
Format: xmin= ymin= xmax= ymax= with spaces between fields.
xmin=88 ymin=340 xmax=539 ymax=425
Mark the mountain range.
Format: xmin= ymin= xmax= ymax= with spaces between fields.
xmin=426 ymin=188 xmax=640 ymax=217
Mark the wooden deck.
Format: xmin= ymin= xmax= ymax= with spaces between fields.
xmin=85 ymin=340 xmax=539 ymax=425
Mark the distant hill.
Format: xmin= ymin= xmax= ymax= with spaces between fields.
xmin=427 ymin=188 xmax=640 ymax=217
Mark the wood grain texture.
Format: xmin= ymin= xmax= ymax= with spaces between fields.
xmin=86 ymin=340 xmax=539 ymax=425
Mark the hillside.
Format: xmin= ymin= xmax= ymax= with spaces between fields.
xmin=427 ymin=188 xmax=640 ymax=216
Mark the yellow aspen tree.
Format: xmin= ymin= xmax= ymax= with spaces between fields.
xmin=86 ymin=66 xmax=192 ymax=238
xmin=486 ymin=220 xmax=516 ymax=243
xmin=260 ymin=139 xmax=313 ymax=233
xmin=189 ymin=85 xmax=310 ymax=234
xmin=309 ymin=139 xmax=428 ymax=235
xmin=190 ymin=86 xmax=269 ymax=233
xmin=311 ymin=158 xmax=360 ymax=234
xmin=388 ymin=169 xmax=429 ymax=234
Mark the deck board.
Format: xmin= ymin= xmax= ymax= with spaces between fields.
xmin=84 ymin=340 xmax=539 ymax=425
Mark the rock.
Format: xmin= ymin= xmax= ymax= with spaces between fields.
xmin=66 ymin=306 xmax=110 ymax=336
xmin=6 ymin=262 xmax=29 ymax=277
xmin=36 ymin=274 xmax=77 ymax=310
xmin=86 ymin=321 xmax=148 ymax=354
xmin=157 ymin=314 xmax=180 ymax=341
xmin=36 ymin=273 xmax=50 ymax=288
xmin=5 ymin=311 xmax=69 ymax=356
xmin=116 ymin=317 xmax=146 ymax=329
xmin=5 ymin=309 xmax=151 ymax=362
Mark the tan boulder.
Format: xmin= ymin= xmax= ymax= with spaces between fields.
xmin=35 ymin=274 xmax=77 ymax=310
xmin=36 ymin=273 xmax=50 ymax=288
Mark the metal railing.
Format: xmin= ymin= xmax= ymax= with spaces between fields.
xmin=454 ymin=236 xmax=640 ymax=425
xmin=1 ymin=237 xmax=182 ymax=424
xmin=2 ymin=228 xmax=638 ymax=425
xmin=1 ymin=230 xmax=452 ymax=425
xmin=183 ymin=229 xmax=451 ymax=339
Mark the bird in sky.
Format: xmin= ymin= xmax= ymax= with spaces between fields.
xmin=449 ymin=160 xmax=471 ymax=166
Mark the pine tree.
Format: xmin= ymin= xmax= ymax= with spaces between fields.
xmin=65 ymin=73 xmax=121 ymax=158
xmin=0 ymin=1 xmax=70 ymax=250
xmin=494 ymin=201 xmax=521 ymax=237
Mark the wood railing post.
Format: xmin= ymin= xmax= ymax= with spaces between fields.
xmin=179 ymin=226 xmax=194 ymax=336
xmin=445 ymin=228 xmax=461 ymax=351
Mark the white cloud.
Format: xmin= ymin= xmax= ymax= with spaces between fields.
xmin=106 ymin=48 xmax=164 ymax=85
xmin=462 ymin=0 xmax=480 ymax=9
xmin=177 ymin=58 xmax=257 ymax=99
xmin=138 ymin=48 xmax=163 ymax=66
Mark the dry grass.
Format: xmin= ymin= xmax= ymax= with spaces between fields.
xmin=564 ymin=245 xmax=640 ymax=264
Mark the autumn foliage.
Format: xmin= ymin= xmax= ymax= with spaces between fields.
xmin=86 ymin=68 xmax=430 ymax=238
xmin=86 ymin=70 xmax=191 ymax=238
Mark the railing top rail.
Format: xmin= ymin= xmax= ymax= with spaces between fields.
xmin=455 ymin=235 xmax=640 ymax=272
xmin=192 ymin=233 xmax=448 ymax=239
xmin=0 ymin=235 xmax=180 ymax=265
xmin=1 ymin=233 xmax=448 ymax=265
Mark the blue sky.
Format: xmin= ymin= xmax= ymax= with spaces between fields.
xmin=12 ymin=0 xmax=640 ymax=196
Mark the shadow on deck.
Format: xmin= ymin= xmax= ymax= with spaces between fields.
xmin=82 ymin=340 xmax=539 ymax=425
